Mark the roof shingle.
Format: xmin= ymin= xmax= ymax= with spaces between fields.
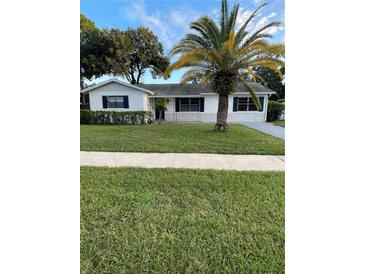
xmin=136 ymin=82 xmax=275 ymax=96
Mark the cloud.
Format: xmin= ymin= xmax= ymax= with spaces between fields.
xmin=254 ymin=16 xmax=280 ymax=35
xmin=268 ymin=12 xmax=277 ymax=18
xmin=169 ymin=9 xmax=200 ymax=32
xmin=235 ymin=6 xmax=282 ymax=37
xmin=123 ymin=1 xmax=206 ymax=50
xmin=236 ymin=8 xmax=253 ymax=30
xmin=124 ymin=1 xmax=174 ymax=48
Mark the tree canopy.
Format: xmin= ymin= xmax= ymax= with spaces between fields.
xmin=123 ymin=28 xmax=170 ymax=84
xmin=103 ymin=28 xmax=130 ymax=77
xmin=80 ymin=14 xmax=111 ymax=88
xmin=80 ymin=15 xmax=169 ymax=86
xmin=253 ymin=67 xmax=285 ymax=100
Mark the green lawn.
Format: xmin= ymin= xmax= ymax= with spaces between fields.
xmin=81 ymin=167 xmax=285 ymax=273
xmin=272 ymin=120 xmax=285 ymax=127
xmin=80 ymin=124 xmax=284 ymax=155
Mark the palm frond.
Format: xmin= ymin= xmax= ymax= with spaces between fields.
xmin=199 ymin=17 xmax=221 ymax=49
xmin=238 ymin=45 xmax=285 ymax=64
xmin=190 ymin=17 xmax=222 ymax=49
xmin=207 ymin=50 xmax=223 ymax=67
xmin=248 ymin=56 xmax=285 ymax=67
xmin=220 ymin=0 xmax=228 ymax=34
xmin=223 ymin=30 xmax=235 ymax=53
xmin=235 ymin=3 xmax=267 ymax=46
xmin=236 ymin=40 xmax=271 ymax=56
xmin=225 ymin=3 xmax=240 ymax=38
xmin=242 ymin=81 xmax=261 ymax=110
xmin=245 ymin=68 xmax=268 ymax=87
xmin=169 ymin=34 xmax=211 ymax=56
xmin=202 ymin=71 xmax=215 ymax=84
xmin=181 ymin=68 xmax=205 ymax=84
xmin=164 ymin=49 xmax=215 ymax=77
xmin=247 ymin=61 xmax=284 ymax=78
xmin=243 ymin=21 xmax=281 ymax=46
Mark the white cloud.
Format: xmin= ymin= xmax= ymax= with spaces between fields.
xmin=123 ymin=1 xmax=206 ymax=50
xmin=234 ymin=5 xmax=284 ymax=40
xmin=209 ymin=8 xmax=220 ymax=20
xmin=253 ymin=16 xmax=280 ymax=35
xmin=255 ymin=16 xmax=269 ymax=29
xmin=268 ymin=12 xmax=277 ymax=18
xmin=236 ymin=7 xmax=254 ymax=30
xmin=170 ymin=10 xmax=186 ymax=28
xmin=170 ymin=9 xmax=200 ymax=32
xmin=125 ymin=1 xmax=174 ymax=48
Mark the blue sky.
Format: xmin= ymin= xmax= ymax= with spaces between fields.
xmin=81 ymin=0 xmax=284 ymax=84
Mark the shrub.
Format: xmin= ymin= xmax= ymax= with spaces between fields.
xmin=267 ymin=101 xmax=285 ymax=121
xmin=80 ymin=110 xmax=152 ymax=125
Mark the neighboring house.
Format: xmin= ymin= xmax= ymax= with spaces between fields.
xmin=81 ymin=78 xmax=276 ymax=123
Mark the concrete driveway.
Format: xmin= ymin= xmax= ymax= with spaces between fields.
xmin=242 ymin=122 xmax=285 ymax=140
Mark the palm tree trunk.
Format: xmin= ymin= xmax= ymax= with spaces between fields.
xmin=215 ymin=94 xmax=229 ymax=131
xmin=158 ymin=110 xmax=162 ymax=124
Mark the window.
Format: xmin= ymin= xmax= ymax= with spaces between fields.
xmin=108 ymin=96 xmax=124 ymax=108
xmin=237 ymin=97 xmax=248 ymax=111
xmin=180 ymin=98 xmax=200 ymax=112
xmin=237 ymin=97 xmax=260 ymax=111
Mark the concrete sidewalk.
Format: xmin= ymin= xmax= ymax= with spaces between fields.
xmin=81 ymin=151 xmax=285 ymax=171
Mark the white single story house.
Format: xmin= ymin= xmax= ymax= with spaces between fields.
xmin=81 ymin=78 xmax=276 ymax=123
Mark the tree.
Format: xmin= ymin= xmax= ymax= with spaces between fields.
xmin=123 ymin=27 xmax=170 ymax=84
xmin=154 ymin=98 xmax=169 ymax=124
xmin=103 ymin=28 xmax=131 ymax=77
xmin=80 ymin=18 xmax=169 ymax=86
xmin=253 ymin=66 xmax=285 ymax=100
xmin=80 ymin=14 xmax=111 ymax=88
xmin=164 ymin=0 xmax=284 ymax=131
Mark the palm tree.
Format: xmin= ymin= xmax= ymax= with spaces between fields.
xmin=154 ymin=98 xmax=169 ymax=124
xmin=164 ymin=0 xmax=284 ymax=131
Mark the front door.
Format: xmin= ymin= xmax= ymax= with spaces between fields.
xmin=155 ymin=109 xmax=165 ymax=120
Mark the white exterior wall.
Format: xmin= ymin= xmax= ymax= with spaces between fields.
xmin=162 ymin=94 xmax=268 ymax=123
xmin=228 ymin=94 xmax=268 ymax=122
xmin=84 ymin=80 xmax=271 ymax=123
xmin=143 ymin=93 xmax=151 ymax=111
xmin=88 ymin=82 xmax=149 ymax=111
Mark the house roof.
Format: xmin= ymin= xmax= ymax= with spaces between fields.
xmin=81 ymin=78 xmax=276 ymax=96
xmin=81 ymin=78 xmax=155 ymax=95
xmin=137 ymin=82 xmax=276 ymax=96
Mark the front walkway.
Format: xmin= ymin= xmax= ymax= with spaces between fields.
xmin=241 ymin=122 xmax=285 ymax=140
xmin=81 ymin=151 xmax=285 ymax=171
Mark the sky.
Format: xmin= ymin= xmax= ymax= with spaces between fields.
xmin=81 ymin=0 xmax=284 ymax=84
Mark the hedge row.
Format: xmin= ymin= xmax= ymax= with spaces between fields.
xmin=80 ymin=110 xmax=153 ymax=124
xmin=267 ymin=101 xmax=285 ymax=121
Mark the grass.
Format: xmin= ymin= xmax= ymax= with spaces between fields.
xmin=272 ymin=120 xmax=285 ymax=127
xmin=81 ymin=167 xmax=285 ymax=273
xmin=80 ymin=124 xmax=284 ymax=155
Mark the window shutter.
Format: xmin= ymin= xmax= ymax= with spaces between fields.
xmin=259 ymin=97 xmax=264 ymax=112
xmin=199 ymin=97 xmax=205 ymax=112
xmin=102 ymin=96 xmax=108 ymax=109
xmin=123 ymin=96 xmax=129 ymax=108
xmin=233 ymin=97 xmax=238 ymax=112
xmin=175 ymin=98 xmax=180 ymax=112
